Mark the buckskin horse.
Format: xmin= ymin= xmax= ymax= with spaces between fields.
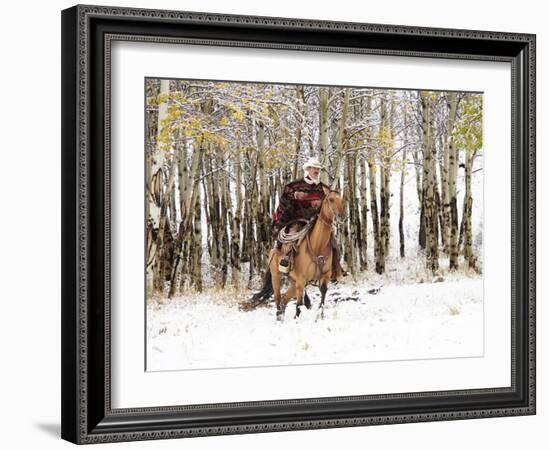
xmin=252 ymin=188 xmax=346 ymax=321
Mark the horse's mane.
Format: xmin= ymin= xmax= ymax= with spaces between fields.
xmin=304 ymin=189 xmax=341 ymax=234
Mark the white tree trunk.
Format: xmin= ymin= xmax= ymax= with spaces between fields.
xmin=421 ymin=91 xmax=439 ymax=274
xmin=319 ymin=87 xmax=330 ymax=184
xmin=147 ymin=79 xmax=170 ymax=297
xmin=446 ymin=93 xmax=459 ymax=270
xmin=331 ymin=88 xmax=350 ymax=188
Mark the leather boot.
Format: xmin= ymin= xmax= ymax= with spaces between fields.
xmin=275 ymin=240 xmax=290 ymax=273
xmin=279 ymin=255 xmax=290 ymax=273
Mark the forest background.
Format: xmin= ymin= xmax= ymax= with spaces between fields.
xmin=145 ymin=78 xmax=483 ymax=300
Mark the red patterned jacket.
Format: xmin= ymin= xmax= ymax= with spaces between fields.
xmin=272 ymin=178 xmax=329 ymax=233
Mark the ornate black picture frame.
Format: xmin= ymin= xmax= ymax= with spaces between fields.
xmin=61 ymin=4 xmax=536 ymax=444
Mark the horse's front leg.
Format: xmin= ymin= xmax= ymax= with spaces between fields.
xmin=319 ymin=281 xmax=328 ymax=308
xmin=294 ymin=277 xmax=306 ymax=319
xmin=317 ymin=273 xmax=330 ymax=320
xmin=303 ymin=290 xmax=312 ymax=309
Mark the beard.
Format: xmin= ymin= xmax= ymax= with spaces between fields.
xmin=304 ymin=170 xmax=321 ymax=185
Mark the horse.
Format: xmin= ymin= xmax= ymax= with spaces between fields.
xmin=252 ymin=188 xmax=346 ymax=321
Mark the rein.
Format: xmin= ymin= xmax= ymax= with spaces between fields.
xmin=306 ymin=200 xmax=334 ymax=278
xmin=305 ymin=232 xmax=332 ymax=279
xmin=325 ymin=196 xmax=347 ymax=226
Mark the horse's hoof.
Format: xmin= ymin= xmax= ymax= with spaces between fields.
xmin=315 ymin=307 xmax=325 ymax=321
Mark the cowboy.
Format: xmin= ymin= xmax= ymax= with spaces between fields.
xmin=272 ymin=157 xmax=344 ymax=281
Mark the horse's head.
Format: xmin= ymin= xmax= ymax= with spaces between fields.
xmin=321 ymin=188 xmax=346 ymax=222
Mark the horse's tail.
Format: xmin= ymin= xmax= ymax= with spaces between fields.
xmin=251 ymin=270 xmax=273 ymax=301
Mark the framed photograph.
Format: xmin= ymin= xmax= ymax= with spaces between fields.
xmin=61 ymin=4 xmax=536 ymax=444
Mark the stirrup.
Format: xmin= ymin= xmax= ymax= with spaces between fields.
xmin=278 ymin=256 xmax=290 ymax=273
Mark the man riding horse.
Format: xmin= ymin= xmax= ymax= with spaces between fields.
xmin=272 ymin=157 xmax=344 ymax=282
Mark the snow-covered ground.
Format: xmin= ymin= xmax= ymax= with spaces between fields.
xmin=147 ymin=273 xmax=483 ymax=371
xmin=147 ymin=135 xmax=484 ymax=372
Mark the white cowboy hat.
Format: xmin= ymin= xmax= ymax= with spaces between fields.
xmin=303 ymin=157 xmax=322 ymax=170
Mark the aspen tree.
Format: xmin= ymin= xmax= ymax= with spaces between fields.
xmin=231 ymin=147 xmax=242 ymax=287
xmin=399 ymin=104 xmax=409 ymax=258
xmin=420 ymin=91 xmax=439 ymax=274
xmin=367 ymin=93 xmax=384 ymax=274
xmin=319 ymin=87 xmax=330 ymax=185
xmin=445 ymin=93 xmax=460 ymax=269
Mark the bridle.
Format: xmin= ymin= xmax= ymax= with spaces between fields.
xmin=319 ymin=193 xmax=346 ymax=227
xmin=305 ymin=192 xmax=345 ymax=279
